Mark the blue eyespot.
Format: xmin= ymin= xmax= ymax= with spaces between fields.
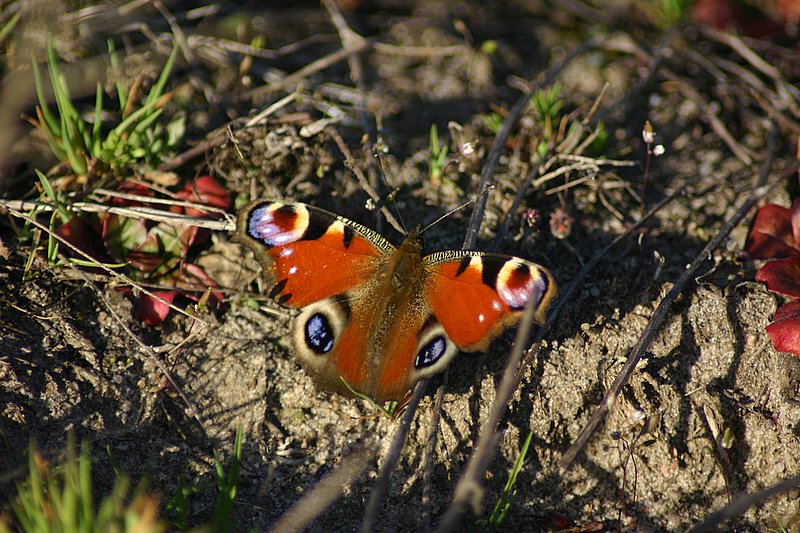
xmin=415 ymin=336 xmax=447 ymax=368
xmin=305 ymin=313 xmax=335 ymax=354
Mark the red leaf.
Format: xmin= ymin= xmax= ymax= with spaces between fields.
xmin=756 ymin=258 xmax=800 ymax=298
xmin=548 ymin=513 xmax=571 ymax=530
xmin=179 ymin=225 xmax=200 ymax=250
xmin=791 ymin=198 xmax=800 ymax=245
xmin=172 ymin=175 xmax=231 ymax=246
xmin=137 ymin=290 xmax=175 ymax=326
xmin=111 ymin=181 xmax=152 ymax=206
xmin=778 ymin=0 xmax=800 ymax=21
xmin=102 ymin=212 xmax=148 ymax=262
xmin=745 ymin=203 xmax=800 ymax=259
xmin=766 ymin=300 xmax=800 ymax=356
xmin=57 ymin=217 xmax=112 ymax=263
xmin=175 ymin=175 xmax=230 ymax=217
xmin=691 ymin=0 xmax=786 ymax=37
xmin=117 ymin=261 xmax=221 ymax=326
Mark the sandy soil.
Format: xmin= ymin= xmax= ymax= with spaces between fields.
xmin=2 ymin=2 xmax=800 ymax=531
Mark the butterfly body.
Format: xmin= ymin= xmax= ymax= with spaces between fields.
xmin=237 ymin=200 xmax=557 ymax=401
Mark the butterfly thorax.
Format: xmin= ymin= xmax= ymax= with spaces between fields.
xmin=353 ymin=231 xmax=431 ymax=398
xmin=388 ymin=232 xmax=425 ymax=292
xmin=368 ymin=232 xmax=426 ymax=341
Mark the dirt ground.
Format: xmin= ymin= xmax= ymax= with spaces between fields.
xmin=2 ymin=2 xmax=800 ymax=532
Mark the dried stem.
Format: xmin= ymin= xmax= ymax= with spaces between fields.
xmin=270 ymin=445 xmax=375 ymax=533
xmin=685 ymin=472 xmax=800 ymax=533
xmin=65 ymin=258 xmax=210 ymax=439
xmin=360 ymin=380 xmax=428 ymax=532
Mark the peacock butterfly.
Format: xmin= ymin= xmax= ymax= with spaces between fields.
xmin=236 ymin=200 xmax=557 ymax=401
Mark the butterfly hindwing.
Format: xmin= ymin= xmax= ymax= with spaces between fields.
xmin=423 ymin=251 xmax=557 ymax=351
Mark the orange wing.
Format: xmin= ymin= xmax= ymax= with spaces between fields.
xmin=424 ymin=252 xmax=557 ymax=351
xmin=237 ymin=201 xmax=393 ymax=307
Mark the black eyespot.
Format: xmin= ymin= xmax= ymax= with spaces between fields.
xmin=415 ymin=335 xmax=447 ymax=368
xmin=304 ymin=313 xmax=335 ymax=354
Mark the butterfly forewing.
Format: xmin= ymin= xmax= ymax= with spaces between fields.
xmin=237 ymin=201 xmax=393 ymax=307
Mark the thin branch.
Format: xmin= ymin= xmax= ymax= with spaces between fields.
xmin=246 ymin=92 xmax=301 ymax=127
xmin=269 ymin=445 xmax=375 ymax=533
xmin=360 ymin=380 xmax=428 ymax=532
xmin=322 ymin=0 xmax=376 ymax=142
xmin=3 ymin=206 xmax=211 ymax=324
xmin=434 ymin=278 xmax=541 ymax=532
xmin=700 ymin=26 xmax=783 ymax=83
xmin=432 ymin=184 xmax=685 ymax=532
xmin=513 ymin=186 xmax=686 ymax=390
xmin=158 ymin=134 xmax=227 ymax=171
xmin=489 ymin=164 xmax=542 ymax=251
xmin=0 ymin=199 xmax=234 ymax=232
xmin=236 ymin=38 xmax=371 ymax=103
xmin=67 ymin=259 xmax=210 ymax=438
xmin=660 ymin=70 xmax=754 ymax=165
xmin=428 ymin=37 xmax=608 ymax=532
xmin=328 ymin=127 xmax=404 ymax=234
xmin=685 ymin=473 xmax=800 ymax=533
xmin=421 ymin=380 xmax=446 ymax=531
xmin=600 ymin=33 xmax=757 ymax=166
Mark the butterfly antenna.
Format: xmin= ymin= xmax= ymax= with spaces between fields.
xmin=419 ymin=185 xmax=495 ymax=235
xmin=372 ymin=136 xmax=408 ymax=234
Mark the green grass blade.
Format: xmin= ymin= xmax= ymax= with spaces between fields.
xmin=17 ymin=445 xmax=45 ymax=531
xmin=131 ymin=108 xmax=163 ymax=135
xmin=60 ymin=451 xmax=78 ymax=530
xmin=35 ymin=169 xmax=70 ymax=222
xmin=110 ymin=99 xmax=156 ymax=138
xmin=145 ymin=43 xmax=178 ymax=106
xmin=45 ymin=40 xmax=89 ymax=173
xmin=32 ymin=53 xmax=61 ymax=138
xmin=489 ymin=431 xmax=533 ymax=526
xmin=430 ymin=123 xmax=440 ymax=155
xmin=76 ymin=118 xmax=92 ymax=158
xmin=60 ymin=111 xmax=88 ymax=175
xmin=35 ymin=106 xmax=67 ymax=161
xmin=46 ymin=39 xmax=90 ymax=157
xmin=92 ymin=82 xmax=103 ymax=156
xmin=47 ymin=41 xmax=78 ymax=123
xmin=0 ymin=10 xmax=20 ymax=45
xmin=78 ymin=442 xmax=93 ymax=530
xmin=68 ymin=258 xmax=127 ymax=268
xmin=47 ymin=210 xmax=60 ymax=264
xmin=7 ymin=439 xmax=166 ymax=533
xmin=210 ymin=426 xmax=243 ymax=529
xmin=107 ymin=39 xmax=128 ymax=111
